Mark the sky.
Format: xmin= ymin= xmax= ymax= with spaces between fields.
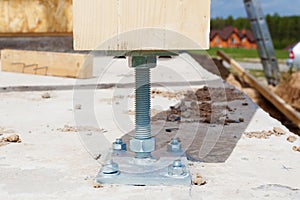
xmin=211 ymin=0 xmax=300 ymax=18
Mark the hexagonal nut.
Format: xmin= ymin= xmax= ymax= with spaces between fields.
xmin=101 ymin=160 xmax=119 ymax=174
xmin=130 ymin=137 xmax=156 ymax=153
xmin=167 ymin=140 xmax=182 ymax=152
xmin=113 ymin=142 xmax=126 ymax=151
xmin=168 ymin=163 xmax=187 ymax=176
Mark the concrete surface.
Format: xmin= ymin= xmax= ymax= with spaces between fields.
xmin=0 ymin=54 xmax=299 ymax=199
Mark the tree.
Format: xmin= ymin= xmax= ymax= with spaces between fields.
xmin=211 ymin=15 xmax=300 ymax=49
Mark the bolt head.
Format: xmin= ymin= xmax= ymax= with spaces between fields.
xmin=130 ymin=137 xmax=155 ymax=153
xmin=167 ymin=139 xmax=182 ymax=152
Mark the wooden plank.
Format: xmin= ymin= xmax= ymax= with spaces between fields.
xmin=217 ymin=50 xmax=300 ymax=129
xmin=73 ymin=0 xmax=211 ymax=50
xmin=1 ymin=49 xmax=93 ymax=79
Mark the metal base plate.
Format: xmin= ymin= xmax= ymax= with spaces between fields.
xmin=96 ymin=150 xmax=191 ymax=186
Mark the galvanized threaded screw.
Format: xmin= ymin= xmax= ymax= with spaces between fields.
xmin=128 ymin=55 xmax=157 ymax=159
xmin=135 ymin=67 xmax=151 ymax=140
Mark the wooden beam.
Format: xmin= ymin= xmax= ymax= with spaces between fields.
xmin=1 ymin=49 xmax=93 ymax=79
xmin=73 ymin=0 xmax=211 ymax=50
xmin=217 ymin=50 xmax=300 ymax=129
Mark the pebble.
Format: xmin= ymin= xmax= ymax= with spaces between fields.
xmin=193 ymin=174 xmax=207 ymax=186
xmin=93 ymin=181 xmax=103 ymax=188
xmin=75 ymin=104 xmax=82 ymax=110
xmin=273 ymin=127 xmax=285 ymax=135
xmin=57 ymin=125 xmax=78 ymax=132
xmin=287 ymin=136 xmax=297 ymax=143
xmin=2 ymin=134 xmax=21 ymax=143
xmin=41 ymin=92 xmax=51 ymax=99
xmin=292 ymin=146 xmax=300 ymax=152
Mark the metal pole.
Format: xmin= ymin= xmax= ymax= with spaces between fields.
xmin=244 ymin=0 xmax=280 ymax=85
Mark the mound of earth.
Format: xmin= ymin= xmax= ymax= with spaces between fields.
xmin=275 ymin=72 xmax=300 ymax=112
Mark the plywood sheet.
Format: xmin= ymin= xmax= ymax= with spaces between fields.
xmin=0 ymin=0 xmax=72 ymax=33
xmin=73 ymin=0 xmax=211 ymax=50
xmin=1 ymin=49 xmax=93 ymax=78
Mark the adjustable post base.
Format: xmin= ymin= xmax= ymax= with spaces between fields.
xmin=95 ymin=150 xmax=191 ymax=186
xmin=96 ymin=53 xmax=191 ymax=186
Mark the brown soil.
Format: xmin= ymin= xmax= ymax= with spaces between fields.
xmin=190 ymin=53 xmax=300 ymax=135
xmin=287 ymin=135 xmax=297 ymax=143
xmin=0 ymin=134 xmax=21 ymax=147
xmin=292 ymin=146 xmax=300 ymax=152
xmin=57 ymin=125 xmax=106 ymax=133
xmin=193 ymin=174 xmax=207 ymax=186
xmin=151 ymin=89 xmax=182 ymax=99
xmin=41 ymin=92 xmax=51 ymax=99
xmin=153 ymin=86 xmax=245 ymax=125
xmin=57 ymin=125 xmax=78 ymax=132
xmin=244 ymin=127 xmax=286 ymax=139
xmin=275 ymin=72 xmax=300 ymax=112
xmin=193 ymin=86 xmax=245 ymax=102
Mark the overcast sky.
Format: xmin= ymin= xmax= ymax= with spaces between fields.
xmin=211 ymin=0 xmax=300 ymax=18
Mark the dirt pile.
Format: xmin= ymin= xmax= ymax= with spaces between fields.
xmin=244 ymin=127 xmax=286 ymax=139
xmin=153 ymin=86 xmax=246 ymax=125
xmin=275 ymin=72 xmax=300 ymax=112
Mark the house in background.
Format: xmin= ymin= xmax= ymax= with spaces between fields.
xmin=210 ymin=26 xmax=257 ymax=49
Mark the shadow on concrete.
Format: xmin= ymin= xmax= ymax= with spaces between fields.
xmin=122 ymin=82 xmax=258 ymax=163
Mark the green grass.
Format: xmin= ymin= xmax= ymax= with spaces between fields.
xmin=227 ymin=68 xmax=266 ymax=79
xmin=189 ymin=47 xmax=288 ymax=62
xmin=248 ymin=69 xmax=266 ymax=78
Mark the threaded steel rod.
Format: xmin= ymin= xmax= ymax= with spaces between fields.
xmin=135 ymin=67 xmax=151 ymax=140
xmin=130 ymin=55 xmax=156 ymax=159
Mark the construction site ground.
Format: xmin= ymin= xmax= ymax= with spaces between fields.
xmin=0 ymin=53 xmax=299 ymax=199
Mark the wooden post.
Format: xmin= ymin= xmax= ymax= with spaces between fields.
xmin=73 ymin=0 xmax=211 ymax=50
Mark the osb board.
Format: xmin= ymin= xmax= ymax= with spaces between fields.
xmin=73 ymin=0 xmax=211 ymax=50
xmin=1 ymin=49 xmax=93 ymax=79
xmin=0 ymin=0 xmax=72 ymax=33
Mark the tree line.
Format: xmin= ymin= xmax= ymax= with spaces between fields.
xmin=211 ymin=14 xmax=300 ymax=49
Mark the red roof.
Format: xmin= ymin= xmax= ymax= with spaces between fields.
xmin=210 ymin=26 xmax=255 ymax=43
xmin=243 ymin=30 xmax=255 ymax=42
